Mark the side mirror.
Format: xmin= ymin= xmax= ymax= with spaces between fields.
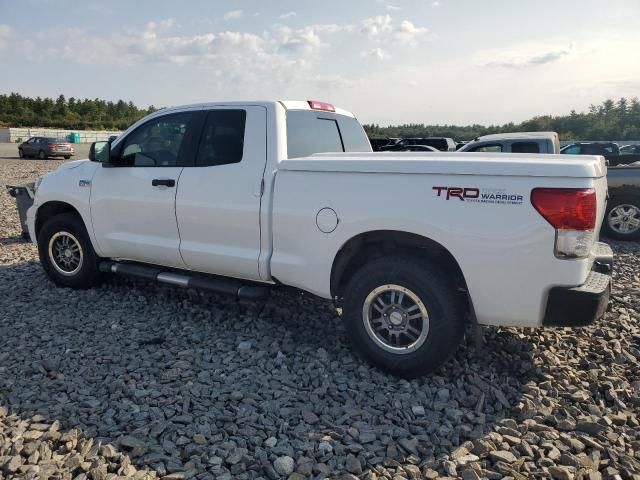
xmin=89 ymin=141 xmax=112 ymax=165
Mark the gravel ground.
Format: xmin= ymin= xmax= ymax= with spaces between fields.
xmin=1 ymin=157 xmax=639 ymax=480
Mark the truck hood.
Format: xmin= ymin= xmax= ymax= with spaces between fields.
xmin=279 ymin=152 xmax=607 ymax=178
xmin=56 ymin=158 xmax=91 ymax=171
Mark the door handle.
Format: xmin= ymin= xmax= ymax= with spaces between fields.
xmin=152 ymin=179 xmax=175 ymax=187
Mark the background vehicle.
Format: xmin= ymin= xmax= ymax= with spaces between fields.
xmin=27 ymin=100 xmax=612 ymax=377
xmin=18 ymin=137 xmax=74 ymax=160
xmin=459 ymin=132 xmax=560 ymax=154
xmin=604 ymin=166 xmax=640 ymax=240
xmin=561 ymin=142 xmax=640 ymax=166
xmin=368 ymin=137 xmax=400 ymax=151
xmin=619 ymin=144 xmax=640 ymax=155
xmin=397 ymin=145 xmax=440 ymax=152
xmin=383 ymin=137 xmax=456 ymax=152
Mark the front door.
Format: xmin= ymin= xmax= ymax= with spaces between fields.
xmin=176 ymin=106 xmax=268 ymax=281
xmin=90 ymin=111 xmax=198 ymax=268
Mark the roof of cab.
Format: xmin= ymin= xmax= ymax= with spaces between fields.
xmin=477 ymin=131 xmax=558 ymax=141
xmin=145 ymin=101 xmax=355 ymax=118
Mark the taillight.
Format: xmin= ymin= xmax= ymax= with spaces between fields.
xmin=308 ymin=100 xmax=335 ymax=112
xmin=531 ymin=188 xmax=597 ymax=258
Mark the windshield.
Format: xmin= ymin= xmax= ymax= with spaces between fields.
xmin=286 ymin=110 xmax=372 ymax=158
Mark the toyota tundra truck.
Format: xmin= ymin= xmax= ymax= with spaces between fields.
xmin=27 ymin=100 xmax=613 ymax=377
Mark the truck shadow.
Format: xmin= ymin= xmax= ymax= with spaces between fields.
xmin=0 ymin=259 xmax=542 ymax=478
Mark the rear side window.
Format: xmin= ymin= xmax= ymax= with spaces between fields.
xmin=287 ymin=112 xmax=343 ymax=158
xmin=511 ymin=142 xmax=540 ymax=153
xmin=196 ymin=110 xmax=246 ymax=167
xmin=336 ymin=117 xmax=372 ymax=153
xmin=286 ymin=111 xmax=371 ymax=158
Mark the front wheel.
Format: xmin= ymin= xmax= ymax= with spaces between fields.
xmin=64 ymin=156 xmax=71 ymax=160
xmin=18 ymin=148 xmax=24 ymax=158
xmin=603 ymin=196 xmax=640 ymax=241
xmin=37 ymin=213 xmax=102 ymax=288
xmin=342 ymin=256 xmax=465 ymax=378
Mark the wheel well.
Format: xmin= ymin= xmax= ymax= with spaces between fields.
xmin=330 ymin=231 xmax=469 ymax=300
xmin=35 ymin=201 xmax=81 ymax=240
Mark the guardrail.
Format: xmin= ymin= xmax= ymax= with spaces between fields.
xmin=0 ymin=127 xmax=121 ymax=143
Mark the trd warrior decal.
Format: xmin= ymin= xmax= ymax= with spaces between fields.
xmin=433 ymin=186 xmax=524 ymax=205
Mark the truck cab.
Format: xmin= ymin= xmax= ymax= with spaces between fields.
xmin=459 ymin=132 xmax=560 ymax=154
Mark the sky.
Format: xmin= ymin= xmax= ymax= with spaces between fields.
xmin=0 ymin=0 xmax=639 ymax=126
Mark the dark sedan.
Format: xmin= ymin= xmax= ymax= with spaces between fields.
xmin=18 ymin=137 xmax=74 ymax=159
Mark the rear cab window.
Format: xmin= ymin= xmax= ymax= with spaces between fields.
xmin=286 ymin=110 xmax=371 ymax=158
xmin=511 ymin=142 xmax=540 ymax=153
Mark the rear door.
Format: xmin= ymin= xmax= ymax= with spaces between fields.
xmin=176 ymin=106 xmax=268 ymax=281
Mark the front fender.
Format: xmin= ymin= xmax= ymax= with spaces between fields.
xmin=30 ymin=160 xmax=103 ymax=255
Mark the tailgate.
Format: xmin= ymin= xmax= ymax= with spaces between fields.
xmin=594 ymin=175 xmax=608 ymax=238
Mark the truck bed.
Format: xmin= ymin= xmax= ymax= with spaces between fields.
xmin=280 ymin=152 xmax=607 ymax=178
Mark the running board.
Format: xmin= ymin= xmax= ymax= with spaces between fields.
xmin=98 ymin=261 xmax=270 ymax=300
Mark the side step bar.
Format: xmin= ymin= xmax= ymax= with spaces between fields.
xmin=99 ymin=261 xmax=270 ymax=300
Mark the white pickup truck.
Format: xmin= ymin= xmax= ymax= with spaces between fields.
xmin=27 ymin=100 xmax=613 ymax=377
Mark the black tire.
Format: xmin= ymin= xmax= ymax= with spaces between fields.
xmin=38 ymin=150 xmax=47 ymax=160
xmin=37 ymin=213 xmax=102 ymax=288
xmin=64 ymin=156 xmax=71 ymax=160
xmin=603 ymin=196 xmax=640 ymax=241
xmin=18 ymin=148 xmax=24 ymax=159
xmin=342 ymin=255 xmax=465 ymax=378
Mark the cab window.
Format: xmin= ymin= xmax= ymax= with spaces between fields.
xmin=195 ymin=110 xmax=246 ymax=167
xmin=120 ymin=113 xmax=193 ymax=167
xmin=511 ymin=142 xmax=540 ymax=153
xmin=469 ymin=144 xmax=503 ymax=152
xmin=562 ymin=145 xmax=581 ymax=155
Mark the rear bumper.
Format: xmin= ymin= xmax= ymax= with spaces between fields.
xmin=47 ymin=151 xmax=74 ymax=157
xmin=542 ymin=242 xmax=612 ymax=327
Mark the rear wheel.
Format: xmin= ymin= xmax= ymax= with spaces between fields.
xmin=603 ymin=196 xmax=640 ymax=241
xmin=64 ymin=156 xmax=71 ymax=160
xmin=342 ymin=255 xmax=465 ymax=378
xmin=37 ymin=213 xmax=102 ymax=288
xmin=38 ymin=150 xmax=47 ymax=160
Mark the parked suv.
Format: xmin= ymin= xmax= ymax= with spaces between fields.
xmin=18 ymin=137 xmax=74 ymax=160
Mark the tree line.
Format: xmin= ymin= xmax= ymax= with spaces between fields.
xmin=364 ymin=98 xmax=640 ymax=141
xmin=0 ymin=93 xmax=639 ymax=140
xmin=0 ymin=93 xmax=157 ymax=130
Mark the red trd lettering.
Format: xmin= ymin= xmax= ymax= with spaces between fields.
xmin=447 ymin=187 xmax=464 ymax=200
xmin=464 ymin=188 xmax=480 ymax=199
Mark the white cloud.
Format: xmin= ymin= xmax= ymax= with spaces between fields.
xmin=0 ymin=25 xmax=11 ymax=49
xmin=279 ymin=12 xmax=296 ymax=20
xmin=361 ymin=15 xmax=393 ymax=38
xmin=272 ymin=24 xmax=346 ymax=54
xmin=146 ymin=18 xmax=175 ymax=32
xmin=432 ymin=1 xmax=441 ymax=6
xmin=478 ymin=43 xmax=574 ymax=68
xmin=394 ymin=20 xmax=428 ymax=45
xmin=362 ymin=47 xmax=388 ymax=61
xmin=361 ymin=15 xmax=428 ymax=45
xmin=223 ymin=10 xmax=243 ymax=21
xmin=386 ymin=5 xmax=400 ymax=11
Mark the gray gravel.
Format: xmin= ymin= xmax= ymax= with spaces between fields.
xmin=1 ymin=157 xmax=640 ymax=480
